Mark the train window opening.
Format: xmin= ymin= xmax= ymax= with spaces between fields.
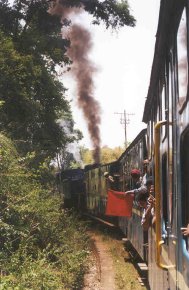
xmin=177 ymin=7 xmax=188 ymax=108
xmin=148 ymin=116 xmax=154 ymax=160
xmin=161 ymin=85 xmax=166 ymax=137
xmin=168 ymin=60 xmax=173 ymax=124
xmin=160 ymin=69 xmax=168 ymax=140
xmin=147 ymin=122 xmax=151 ymax=160
xmin=162 ymin=153 xmax=168 ymax=231
xmin=180 ymin=127 xmax=189 ymax=250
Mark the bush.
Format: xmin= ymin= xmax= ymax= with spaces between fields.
xmin=0 ymin=134 xmax=89 ymax=289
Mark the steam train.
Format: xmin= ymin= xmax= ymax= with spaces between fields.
xmin=58 ymin=0 xmax=189 ymax=289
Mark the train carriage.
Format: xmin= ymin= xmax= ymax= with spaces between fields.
xmin=56 ymin=168 xmax=85 ymax=209
xmin=117 ymin=129 xmax=148 ymax=261
xmin=143 ymin=0 xmax=189 ymax=288
xmin=84 ymin=161 xmax=120 ymax=222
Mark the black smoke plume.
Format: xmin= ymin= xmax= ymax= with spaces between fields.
xmin=49 ymin=1 xmax=101 ymax=163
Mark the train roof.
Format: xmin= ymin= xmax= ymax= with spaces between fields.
xmin=84 ymin=160 xmax=118 ymax=171
xmin=117 ymin=128 xmax=147 ymax=162
xmin=142 ymin=0 xmax=184 ymax=123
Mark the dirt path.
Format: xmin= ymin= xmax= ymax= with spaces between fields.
xmin=82 ymin=234 xmax=116 ymax=290
xmin=82 ymin=225 xmax=148 ymax=290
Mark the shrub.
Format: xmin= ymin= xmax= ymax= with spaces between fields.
xmin=0 ymin=134 xmax=89 ymax=289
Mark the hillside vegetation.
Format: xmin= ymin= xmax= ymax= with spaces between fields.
xmin=0 ymin=134 xmax=89 ymax=289
xmin=0 ymin=1 xmax=136 ymax=288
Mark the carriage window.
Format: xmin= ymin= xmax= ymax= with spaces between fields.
xmin=161 ymin=85 xmax=166 ymax=137
xmin=147 ymin=116 xmax=154 ymax=160
xmin=180 ymin=128 xmax=189 ymax=250
xmin=151 ymin=119 xmax=155 ymax=156
xmin=168 ymin=60 xmax=173 ymax=120
xmin=177 ymin=8 xmax=188 ymax=106
xmin=147 ymin=123 xmax=151 ymax=160
xmin=168 ymin=59 xmax=173 ymax=224
xmin=162 ymin=153 xmax=168 ymax=230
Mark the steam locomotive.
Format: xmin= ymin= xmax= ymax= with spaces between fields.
xmin=58 ymin=1 xmax=189 ymax=289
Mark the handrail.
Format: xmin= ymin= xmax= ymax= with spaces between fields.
xmin=154 ymin=121 xmax=175 ymax=269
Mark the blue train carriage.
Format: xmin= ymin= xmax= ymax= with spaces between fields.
xmin=117 ymin=129 xmax=149 ymax=262
xmin=58 ymin=168 xmax=85 ymax=210
xmin=143 ymin=0 xmax=189 ymax=289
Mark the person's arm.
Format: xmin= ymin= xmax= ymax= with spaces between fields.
xmin=181 ymin=224 xmax=189 ymax=236
xmin=141 ymin=198 xmax=155 ymax=231
xmin=125 ymin=185 xmax=147 ymax=195
xmin=125 ymin=189 xmax=135 ymax=195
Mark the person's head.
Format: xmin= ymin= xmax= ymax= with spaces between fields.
xmin=137 ymin=193 xmax=148 ymax=208
xmin=104 ymin=172 xmax=109 ymax=178
xmin=143 ymin=159 xmax=149 ymax=173
xmin=146 ymin=176 xmax=154 ymax=193
xmin=130 ymin=169 xmax=141 ymax=181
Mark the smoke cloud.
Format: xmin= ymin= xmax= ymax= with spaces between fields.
xmin=49 ymin=1 xmax=101 ymax=163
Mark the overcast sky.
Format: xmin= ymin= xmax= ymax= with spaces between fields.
xmin=62 ymin=0 xmax=160 ymax=149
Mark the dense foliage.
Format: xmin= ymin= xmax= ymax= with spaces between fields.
xmin=0 ymin=0 xmax=135 ymax=168
xmin=0 ymin=1 xmax=135 ymax=288
xmin=0 ymin=0 xmax=81 ymax=168
xmin=0 ymin=134 xmax=89 ymax=289
xmin=80 ymin=145 xmax=124 ymax=165
xmin=59 ymin=0 xmax=136 ymax=29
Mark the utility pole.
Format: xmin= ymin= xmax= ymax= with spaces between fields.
xmin=114 ymin=110 xmax=134 ymax=148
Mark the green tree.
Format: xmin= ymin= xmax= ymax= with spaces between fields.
xmin=0 ymin=0 xmax=83 ymax=166
xmin=80 ymin=145 xmax=124 ymax=165
xmin=0 ymin=0 xmax=135 ymax=167
xmin=0 ymin=31 xmax=78 ymax=164
xmin=58 ymin=0 xmax=136 ymax=29
xmin=80 ymin=145 xmax=94 ymax=165
xmin=101 ymin=145 xmax=124 ymax=163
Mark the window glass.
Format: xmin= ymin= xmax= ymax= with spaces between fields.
xmin=147 ymin=123 xmax=151 ymax=160
xmin=180 ymin=128 xmax=189 ymax=251
xmin=177 ymin=8 xmax=188 ymax=105
xmin=162 ymin=85 xmax=166 ymax=137
xmin=168 ymin=60 xmax=173 ymax=223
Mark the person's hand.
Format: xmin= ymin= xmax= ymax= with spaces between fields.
xmin=150 ymin=185 xmax=154 ymax=194
xmin=148 ymin=195 xmax=155 ymax=206
xmin=125 ymin=191 xmax=132 ymax=195
xmin=108 ymin=176 xmax=114 ymax=183
xmin=124 ymin=191 xmax=134 ymax=199
xmin=181 ymin=224 xmax=189 ymax=236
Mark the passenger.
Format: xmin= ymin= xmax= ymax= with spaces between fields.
xmin=137 ymin=192 xmax=155 ymax=231
xmin=112 ymin=173 xmax=121 ymax=191
xmin=146 ymin=176 xmax=156 ymax=226
xmin=125 ymin=168 xmax=147 ymax=196
xmin=131 ymin=168 xmax=142 ymax=188
xmin=104 ymin=172 xmax=115 ymax=190
xmin=181 ymin=224 xmax=189 ymax=236
xmin=142 ymin=159 xmax=150 ymax=186
xmin=145 ymin=176 xmax=154 ymax=194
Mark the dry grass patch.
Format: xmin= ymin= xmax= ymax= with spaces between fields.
xmin=94 ymin=226 xmax=147 ymax=290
